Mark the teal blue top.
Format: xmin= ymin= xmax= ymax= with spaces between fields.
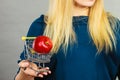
xmin=19 ymin=15 xmax=120 ymax=80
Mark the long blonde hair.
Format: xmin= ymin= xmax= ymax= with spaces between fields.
xmin=43 ymin=0 xmax=117 ymax=54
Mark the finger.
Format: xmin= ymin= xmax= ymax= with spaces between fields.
xmin=24 ymin=65 xmax=43 ymax=77
xmin=41 ymin=72 xmax=47 ymax=75
xmin=42 ymin=70 xmax=51 ymax=75
xmin=23 ymin=67 xmax=38 ymax=77
xmin=48 ymin=71 xmax=51 ymax=74
xmin=39 ymin=67 xmax=50 ymax=71
xmin=18 ymin=60 xmax=30 ymax=68
xmin=18 ymin=60 xmax=30 ymax=71
xmin=38 ymin=68 xmax=51 ymax=75
xmin=44 ymin=67 xmax=51 ymax=74
xmin=38 ymin=74 xmax=43 ymax=78
xmin=18 ymin=61 xmax=41 ymax=77
xmin=45 ymin=67 xmax=49 ymax=70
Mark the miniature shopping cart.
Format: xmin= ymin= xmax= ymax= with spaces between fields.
xmin=22 ymin=36 xmax=53 ymax=68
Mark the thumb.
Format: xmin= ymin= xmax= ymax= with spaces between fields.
xmin=18 ymin=60 xmax=30 ymax=68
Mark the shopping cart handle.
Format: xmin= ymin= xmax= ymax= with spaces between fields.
xmin=21 ymin=36 xmax=36 ymax=41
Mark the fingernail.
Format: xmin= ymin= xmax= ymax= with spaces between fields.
xmin=43 ymin=72 xmax=47 ymax=75
xmin=39 ymin=74 xmax=43 ymax=78
xmin=46 ymin=67 xmax=49 ymax=69
xmin=48 ymin=71 xmax=51 ymax=74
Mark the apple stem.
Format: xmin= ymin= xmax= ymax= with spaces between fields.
xmin=45 ymin=41 xmax=49 ymax=45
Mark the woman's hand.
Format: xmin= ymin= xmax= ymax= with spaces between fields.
xmin=18 ymin=60 xmax=51 ymax=78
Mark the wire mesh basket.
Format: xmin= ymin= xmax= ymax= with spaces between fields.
xmin=22 ymin=36 xmax=53 ymax=68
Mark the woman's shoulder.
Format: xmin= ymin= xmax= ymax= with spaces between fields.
xmin=27 ymin=14 xmax=46 ymax=36
xmin=33 ymin=14 xmax=46 ymax=23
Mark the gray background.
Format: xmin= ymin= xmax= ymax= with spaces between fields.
xmin=0 ymin=0 xmax=119 ymax=80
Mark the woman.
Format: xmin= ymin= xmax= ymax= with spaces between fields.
xmin=15 ymin=0 xmax=120 ymax=80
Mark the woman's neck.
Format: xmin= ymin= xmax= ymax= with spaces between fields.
xmin=73 ymin=3 xmax=89 ymax=16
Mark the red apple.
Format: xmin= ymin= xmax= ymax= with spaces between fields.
xmin=32 ymin=36 xmax=53 ymax=54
